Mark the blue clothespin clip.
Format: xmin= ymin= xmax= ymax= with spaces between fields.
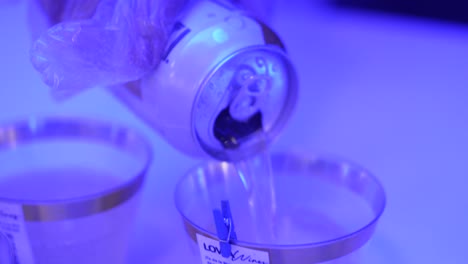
xmin=213 ymin=200 xmax=237 ymax=258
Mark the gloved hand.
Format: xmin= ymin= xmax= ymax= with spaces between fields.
xmin=29 ymin=0 xmax=270 ymax=100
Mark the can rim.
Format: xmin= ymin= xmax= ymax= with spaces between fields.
xmin=192 ymin=44 xmax=299 ymax=161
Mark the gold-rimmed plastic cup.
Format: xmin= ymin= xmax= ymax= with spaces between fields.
xmin=175 ymin=152 xmax=386 ymax=263
xmin=0 ymin=117 xmax=152 ymax=264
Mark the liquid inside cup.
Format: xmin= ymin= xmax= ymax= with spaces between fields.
xmin=183 ymin=172 xmax=373 ymax=244
xmin=0 ymin=168 xmax=121 ymax=201
xmin=0 ymin=136 xmax=149 ymax=264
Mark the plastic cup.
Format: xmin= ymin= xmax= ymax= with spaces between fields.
xmin=0 ymin=117 xmax=152 ymax=264
xmin=175 ymin=152 xmax=386 ymax=263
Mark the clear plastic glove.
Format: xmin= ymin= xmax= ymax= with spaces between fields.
xmin=30 ymin=0 xmax=270 ymax=100
xmin=30 ymin=0 xmax=188 ymax=99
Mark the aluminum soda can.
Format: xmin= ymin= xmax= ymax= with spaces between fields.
xmin=115 ymin=0 xmax=298 ymax=161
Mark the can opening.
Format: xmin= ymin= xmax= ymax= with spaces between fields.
xmin=213 ymin=107 xmax=263 ymax=149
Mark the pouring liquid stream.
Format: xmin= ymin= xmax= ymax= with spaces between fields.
xmin=234 ymin=151 xmax=278 ymax=244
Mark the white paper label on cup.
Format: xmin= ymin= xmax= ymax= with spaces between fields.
xmin=196 ymin=234 xmax=270 ymax=264
xmin=0 ymin=201 xmax=35 ymax=264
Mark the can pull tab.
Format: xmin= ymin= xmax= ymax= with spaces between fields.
xmin=0 ymin=231 xmax=14 ymax=264
xmin=229 ymin=74 xmax=272 ymax=122
xmin=213 ymin=200 xmax=237 ymax=258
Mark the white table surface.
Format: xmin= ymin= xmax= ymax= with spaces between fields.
xmin=1 ymin=0 xmax=467 ymax=263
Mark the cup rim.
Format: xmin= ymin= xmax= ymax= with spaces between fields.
xmin=0 ymin=116 xmax=153 ymax=222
